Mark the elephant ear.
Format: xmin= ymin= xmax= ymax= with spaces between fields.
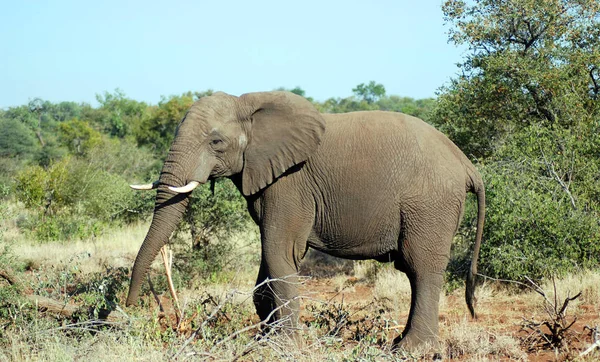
xmin=239 ymin=91 xmax=326 ymax=196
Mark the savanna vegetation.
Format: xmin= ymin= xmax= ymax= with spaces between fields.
xmin=1 ymin=0 xmax=599 ymax=359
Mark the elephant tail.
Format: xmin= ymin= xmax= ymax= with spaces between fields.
xmin=466 ymin=173 xmax=485 ymax=319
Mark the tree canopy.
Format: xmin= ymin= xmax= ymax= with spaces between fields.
xmin=435 ymin=0 xmax=600 ymax=281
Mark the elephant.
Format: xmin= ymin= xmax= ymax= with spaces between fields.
xmin=126 ymin=91 xmax=485 ymax=352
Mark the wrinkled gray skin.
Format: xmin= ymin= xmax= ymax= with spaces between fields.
xmin=126 ymin=91 xmax=485 ymax=352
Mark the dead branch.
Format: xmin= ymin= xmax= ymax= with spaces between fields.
xmin=539 ymin=148 xmax=577 ymax=209
xmin=0 ymin=268 xmax=21 ymax=287
xmin=146 ymin=275 xmax=164 ymax=313
xmin=160 ymin=245 xmax=181 ymax=322
xmin=580 ymin=340 xmax=600 ymax=357
xmin=580 ymin=325 xmax=600 ymax=357
xmin=1 ymin=267 xmax=126 ymax=323
xmin=520 ymin=276 xmax=582 ymax=352
xmin=171 ymin=275 xmax=306 ymax=361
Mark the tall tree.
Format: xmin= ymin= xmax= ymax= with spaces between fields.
xmin=134 ymin=92 xmax=196 ymax=157
xmin=352 ymin=81 xmax=386 ymax=104
xmin=436 ymin=0 xmax=600 ymax=281
xmin=95 ymin=89 xmax=147 ymax=138
xmin=435 ymin=0 xmax=600 ymax=157
xmin=28 ymin=98 xmax=46 ymax=147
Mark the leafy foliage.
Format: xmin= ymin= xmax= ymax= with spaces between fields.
xmin=439 ymin=0 xmax=600 ymax=281
xmin=57 ymin=119 xmax=103 ymax=155
xmin=352 ymin=81 xmax=386 ymax=104
xmin=135 ymin=92 xmax=202 ymax=157
xmin=14 ymin=143 xmax=155 ymax=241
xmin=0 ymin=117 xmax=39 ymax=158
xmin=173 ymin=179 xmax=253 ymax=280
xmin=314 ymin=81 xmax=436 ymax=120
xmin=93 ymin=89 xmax=147 ymax=138
xmin=436 ymin=0 xmax=600 ymax=158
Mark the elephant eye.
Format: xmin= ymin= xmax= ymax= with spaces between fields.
xmin=209 ymin=138 xmax=226 ymax=152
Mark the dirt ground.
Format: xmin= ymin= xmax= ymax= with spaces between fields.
xmin=297 ymin=277 xmax=600 ymax=361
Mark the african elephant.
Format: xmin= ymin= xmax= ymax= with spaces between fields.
xmin=126 ymin=91 xmax=485 ymax=352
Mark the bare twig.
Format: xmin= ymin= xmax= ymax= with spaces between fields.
xmin=146 ymin=275 xmax=164 ymax=312
xmin=580 ymin=340 xmax=600 ymax=357
xmin=40 ymin=319 xmax=126 ymax=333
xmin=520 ymin=276 xmax=582 ymax=352
xmin=539 ymin=147 xmax=577 ymax=209
xmin=213 ymin=299 xmax=298 ymax=349
xmin=171 ymin=275 xmax=305 ymax=360
xmin=580 ymin=325 xmax=600 ymax=356
xmin=160 ymin=245 xmax=181 ymax=323
xmin=476 ymin=273 xmax=534 ymax=290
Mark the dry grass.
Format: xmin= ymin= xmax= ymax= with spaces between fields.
xmin=373 ymin=265 xmax=412 ymax=313
xmin=4 ymin=330 xmax=168 ymax=362
xmin=443 ymin=317 xmax=527 ymax=361
xmin=3 ymin=217 xmax=600 ymax=361
xmin=353 ymin=260 xmax=381 ymax=283
xmin=12 ymin=221 xmax=149 ymax=273
xmin=539 ymin=271 xmax=600 ymax=312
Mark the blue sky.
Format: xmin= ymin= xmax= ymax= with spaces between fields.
xmin=0 ymin=0 xmax=465 ymax=108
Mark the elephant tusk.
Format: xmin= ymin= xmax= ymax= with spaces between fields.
xmin=168 ymin=181 xmax=200 ymax=193
xmin=130 ymin=181 xmax=159 ymax=190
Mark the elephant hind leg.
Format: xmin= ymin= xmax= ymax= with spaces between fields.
xmin=393 ymin=271 xmax=444 ymax=352
xmin=392 ymin=211 xmax=457 ymax=354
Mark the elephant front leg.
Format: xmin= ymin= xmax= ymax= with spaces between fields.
xmin=251 ymin=190 xmax=313 ymax=341
xmin=253 ymin=227 xmax=310 ymax=341
xmin=253 ymin=253 xmax=303 ymax=338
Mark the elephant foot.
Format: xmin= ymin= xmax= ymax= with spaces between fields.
xmin=255 ymin=322 xmax=303 ymax=348
xmin=392 ymin=332 xmax=442 ymax=360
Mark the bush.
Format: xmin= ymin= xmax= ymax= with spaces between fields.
xmin=450 ymin=160 xmax=600 ymax=283
xmin=14 ymin=142 xmax=156 ymax=241
xmin=175 ymin=179 xmax=250 ymax=252
xmin=0 ymin=205 xmax=29 ymax=332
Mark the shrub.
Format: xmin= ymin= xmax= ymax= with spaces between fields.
xmin=451 ymin=160 xmax=600 ymax=283
xmin=175 ymin=179 xmax=250 ymax=252
xmin=14 ymin=143 xmax=156 ymax=241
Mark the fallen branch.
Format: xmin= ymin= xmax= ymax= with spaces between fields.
xmin=1 ymin=267 xmax=127 ymax=323
xmin=160 ymin=245 xmax=181 ymax=322
xmin=580 ymin=340 xmax=600 ymax=357
xmin=0 ymin=268 xmax=21 ymax=287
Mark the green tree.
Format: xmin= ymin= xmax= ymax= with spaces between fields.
xmin=94 ymin=89 xmax=147 ymax=138
xmin=57 ymin=119 xmax=103 ymax=155
xmin=28 ymin=98 xmax=47 ymax=147
xmin=438 ymin=0 xmax=600 ymax=281
xmin=377 ymin=96 xmax=436 ymax=121
xmin=2 ymin=99 xmax=69 ymax=167
xmin=436 ymin=0 xmax=600 ymax=158
xmin=134 ymin=92 xmax=196 ymax=157
xmin=273 ymin=86 xmax=313 ymax=102
xmin=0 ymin=118 xmax=39 ymax=158
xmin=352 ymin=81 xmax=386 ymax=104
xmin=315 ymin=83 xmax=435 ymax=118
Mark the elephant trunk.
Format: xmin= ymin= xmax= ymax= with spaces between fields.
xmin=126 ymin=147 xmax=193 ymax=306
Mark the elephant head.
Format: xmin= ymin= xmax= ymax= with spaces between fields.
xmin=125 ymin=91 xmax=326 ymax=306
